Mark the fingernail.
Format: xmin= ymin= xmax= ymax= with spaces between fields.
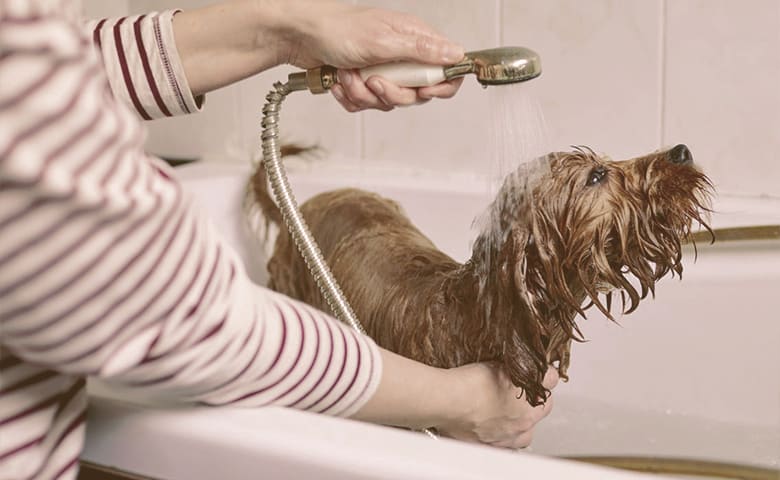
xmin=368 ymin=78 xmax=384 ymax=96
xmin=338 ymin=69 xmax=352 ymax=86
xmin=443 ymin=44 xmax=465 ymax=64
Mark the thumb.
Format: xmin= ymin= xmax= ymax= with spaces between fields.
xmin=381 ymin=33 xmax=464 ymax=66
xmin=542 ymin=367 xmax=560 ymax=390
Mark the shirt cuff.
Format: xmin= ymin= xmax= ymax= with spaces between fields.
xmin=157 ymin=10 xmax=204 ymax=115
xmin=90 ymin=10 xmax=204 ymax=120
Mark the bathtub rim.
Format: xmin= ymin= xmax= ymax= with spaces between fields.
xmin=174 ymin=160 xmax=780 ymax=233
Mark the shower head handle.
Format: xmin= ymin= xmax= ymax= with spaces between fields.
xmin=288 ymin=46 xmax=541 ymax=93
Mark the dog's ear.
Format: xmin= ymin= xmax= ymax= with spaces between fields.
xmin=525 ymin=202 xmax=587 ymax=334
xmin=470 ymin=222 xmax=550 ymax=406
xmin=497 ymin=225 xmax=552 ymax=406
xmin=470 ymin=157 xmax=577 ymax=405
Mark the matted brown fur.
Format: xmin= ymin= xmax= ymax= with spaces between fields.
xmin=249 ymin=145 xmax=713 ymax=406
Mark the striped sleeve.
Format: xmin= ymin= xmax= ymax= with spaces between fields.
xmin=85 ymin=10 xmax=202 ymax=120
xmin=0 ymin=2 xmax=381 ymax=477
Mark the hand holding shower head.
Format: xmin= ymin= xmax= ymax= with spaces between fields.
xmin=287 ymin=46 xmax=542 ymax=93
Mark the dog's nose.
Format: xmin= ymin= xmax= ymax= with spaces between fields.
xmin=668 ymin=144 xmax=693 ymax=165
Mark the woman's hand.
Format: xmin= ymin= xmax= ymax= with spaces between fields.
xmin=437 ymin=364 xmax=559 ymax=449
xmin=351 ymin=348 xmax=558 ymax=450
xmin=281 ymin=0 xmax=465 ymax=111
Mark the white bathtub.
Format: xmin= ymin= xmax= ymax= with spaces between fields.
xmin=84 ymin=161 xmax=780 ymax=479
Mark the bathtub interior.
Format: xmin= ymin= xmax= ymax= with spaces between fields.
xmin=175 ymin=160 xmax=780 ymax=468
xmin=86 ymin=159 xmax=779 ymax=477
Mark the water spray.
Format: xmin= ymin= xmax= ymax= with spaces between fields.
xmin=255 ymin=46 xmax=542 ymax=439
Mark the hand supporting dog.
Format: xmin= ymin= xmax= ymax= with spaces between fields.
xmin=349 ymin=349 xmax=559 ymax=448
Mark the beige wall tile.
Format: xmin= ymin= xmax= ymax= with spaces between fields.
xmin=234 ymin=67 xmax=362 ymax=165
xmin=502 ymin=0 xmax=663 ymax=161
xmin=82 ymin=0 xmax=128 ymax=18
xmin=121 ymin=0 xmax=780 ymax=200
xmin=664 ymin=0 xmax=780 ymax=197
xmin=127 ymin=0 xmax=246 ymax=162
xmin=142 ymin=86 xmax=244 ymax=162
xmin=357 ymin=0 xmax=501 ymax=173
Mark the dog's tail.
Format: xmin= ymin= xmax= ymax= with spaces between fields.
xmin=244 ymin=144 xmax=316 ymax=243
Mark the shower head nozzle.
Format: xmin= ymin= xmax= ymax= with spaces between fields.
xmin=446 ymin=46 xmax=542 ymax=86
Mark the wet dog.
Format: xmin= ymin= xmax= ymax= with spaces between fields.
xmin=248 ymin=145 xmax=712 ymax=406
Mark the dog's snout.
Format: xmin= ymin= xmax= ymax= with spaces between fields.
xmin=668 ymin=144 xmax=693 ymax=165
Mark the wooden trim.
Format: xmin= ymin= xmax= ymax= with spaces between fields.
xmin=566 ymin=456 xmax=779 ymax=480
xmin=689 ymin=225 xmax=780 ymax=244
xmin=78 ymin=461 xmax=160 ymax=480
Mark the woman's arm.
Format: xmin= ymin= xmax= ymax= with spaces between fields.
xmin=170 ymin=0 xmax=465 ymax=110
xmin=87 ymin=11 xmax=203 ymax=120
xmin=169 ymin=0 xmax=289 ymax=97
xmin=87 ymin=0 xmax=463 ymax=117
xmin=0 ymin=6 xmax=380 ymax=418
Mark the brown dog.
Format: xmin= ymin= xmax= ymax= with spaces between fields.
xmin=248 ymin=145 xmax=713 ymax=406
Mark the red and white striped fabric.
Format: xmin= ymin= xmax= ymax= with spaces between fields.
xmin=0 ymin=1 xmax=382 ymax=479
xmin=85 ymin=9 xmax=202 ymax=120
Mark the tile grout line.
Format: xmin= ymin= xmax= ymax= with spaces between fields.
xmin=659 ymin=0 xmax=668 ymax=149
xmin=353 ymin=0 xmax=366 ymax=169
xmin=359 ymin=112 xmax=365 ymax=168
xmin=497 ymin=0 xmax=503 ymax=46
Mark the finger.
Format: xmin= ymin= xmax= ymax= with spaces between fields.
xmin=542 ymin=367 xmax=560 ymax=390
xmin=331 ymin=85 xmax=359 ymax=112
xmin=332 ymin=84 xmax=381 ymax=113
xmin=514 ymin=398 xmax=553 ymax=431
xmin=337 ymin=69 xmax=392 ymax=111
xmin=418 ymin=77 xmax=464 ymax=100
xmin=510 ymin=431 xmax=534 ymax=449
xmin=409 ymin=34 xmax=464 ymax=65
xmin=541 ymin=395 xmax=555 ymax=418
xmin=491 ymin=431 xmax=534 ymax=450
xmin=376 ymin=30 xmax=464 ymax=65
xmin=391 ymin=14 xmax=451 ymax=43
xmin=524 ymin=393 xmax=555 ymax=423
xmin=365 ymin=76 xmax=427 ymax=107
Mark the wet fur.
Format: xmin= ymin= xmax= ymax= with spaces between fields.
xmin=249 ymin=146 xmax=713 ymax=406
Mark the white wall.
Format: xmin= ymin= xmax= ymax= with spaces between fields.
xmin=86 ymin=0 xmax=780 ymax=198
xmin=81 ymin=0 xmax=127 ymax=18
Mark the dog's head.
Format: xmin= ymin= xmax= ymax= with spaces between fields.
xmin=471 ymin=144 xmax=713 ymax=405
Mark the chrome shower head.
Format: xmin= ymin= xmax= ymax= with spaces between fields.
xmin=448 ymin=46 xmax=542 ymax=85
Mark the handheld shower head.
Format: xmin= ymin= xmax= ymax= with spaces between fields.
xmin=288 ymin=46 xmax=542 ymax=93
xmin=450 ymin=46 xmax=541 ymax=85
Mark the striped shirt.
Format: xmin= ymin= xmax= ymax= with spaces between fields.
xmin=0 ymin=1 xmax=382 ymax=479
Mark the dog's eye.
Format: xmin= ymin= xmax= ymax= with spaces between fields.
xmin=586 ymin=167 xmax=607 ymax=186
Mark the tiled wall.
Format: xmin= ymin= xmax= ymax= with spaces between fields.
xmin=82 ymin=0 xmax=127 ymax=18
xmin=86 ymin=0 xmax=780 ymax=198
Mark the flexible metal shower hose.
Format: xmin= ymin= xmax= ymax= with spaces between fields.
xmin=258 ymin=80 xmax=437 ymax=440
xmin=260 ymin=81 xmax=365 ymax=335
